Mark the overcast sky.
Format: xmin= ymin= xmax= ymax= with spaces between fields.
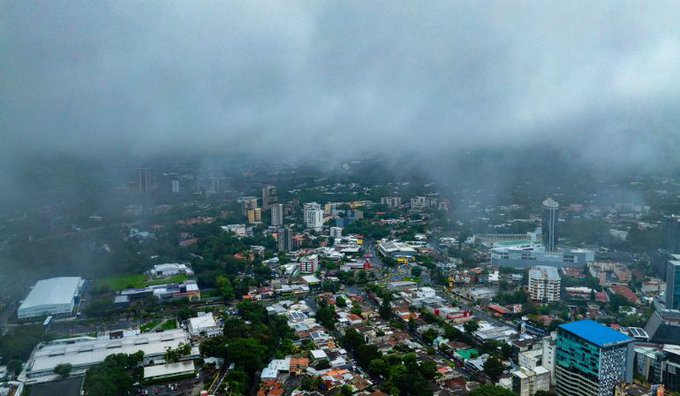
xmin=1 ymin=1 xmax=680 ymax=167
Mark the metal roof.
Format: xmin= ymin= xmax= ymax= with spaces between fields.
xmin=559 ymin=320 xmax=632 ymax=347
xmin=19 ymin=277 xmax=82 ymax=310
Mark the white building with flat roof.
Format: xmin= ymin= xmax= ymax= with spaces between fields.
xmin=18 ymin=277 xmax=83 ymax=320
xmin=188 ymin=312 xmax=221 ymax=338
xmin=528 ymin=266 xmax=561 ymax=303
xmin=21 ymin=329 xmax=198 ymax=383
xmin=512 ymin=366 xmax=550 ymax=396
xmin=377 ymin=241 xmax=417 ymax=257
xmin=144 ymin=361 xmax=195 ymax=382
xmin=304 ymin=203 xmax=324 ymax=232
xmin=150 ymin=263 xmax=193 ymax=277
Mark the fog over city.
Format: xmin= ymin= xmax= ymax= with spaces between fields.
xmin=5 ymin=3 xmax=680 ymax=395
xmin=2 ymin=1 xmax=680 ymax=170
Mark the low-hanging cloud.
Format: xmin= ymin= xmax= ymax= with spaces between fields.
xmin=1 ymin=0 xmax=679 ymax=167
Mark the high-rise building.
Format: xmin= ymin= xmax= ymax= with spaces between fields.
xmin=171 ymin=179 xmax=180 ymax=193
xmin=262 ymin=185 xmax=278 ymax=210
xmin=555 ymin=320 xmax=632 ymax=396
xmin=663 ymin=215 xmax=680 ymax=254
xmin=542 ymin=198 xmax=559 ymax=252
xmin=666 ymin=259 xmax=680 ymax=311
xmin=271 ymin=204 xmax=284 ymax=227
xmin=247 ymin=208 xmax=262 ymax=224
xmin=529 ymin=266 xmax=561 ymax=303
xmin=137 ymin=168 xmax=151 ymax=192
xmin=381 ymin=196 xmax=402 ymax=208
xmin=303 ymin=202 xmax=324 ymax=232
xmin=277 ymin=227 xmax=293 ymax=252
xmin=241 ymin=197 xmax=258 ymax=216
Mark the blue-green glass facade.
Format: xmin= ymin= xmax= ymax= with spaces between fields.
xmin=555 ymin=321 xmax=632 ymax=396
xmin=556 ymin=330 xmax=601 ymax=379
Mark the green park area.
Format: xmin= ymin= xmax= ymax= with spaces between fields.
xmin=100 ymin=273 xmax=189 ymax=291
xmin=140 ymin=319 xmax=178 ymax=333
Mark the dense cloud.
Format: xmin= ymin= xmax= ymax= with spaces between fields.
xmin=1 ymin=1 xmax=679 ymax=166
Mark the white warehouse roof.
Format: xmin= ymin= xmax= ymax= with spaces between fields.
xmin=26 ymin=329 xmax=193 ymax=378
xmin=18 ymin=277 xmax=83 ymax=318
xmin=144 ymin=361 xmax=195 ymax=380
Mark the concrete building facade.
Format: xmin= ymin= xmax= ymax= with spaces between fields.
xmin=513 ymin=366 xmax=550 ymax=396
xmin=303 ymin=202 xmax=324 ymax=231
xmin=529 ymin=266 xmax=561 ymax=303
xmin=271 ymin=203 xmax=284 ymax=227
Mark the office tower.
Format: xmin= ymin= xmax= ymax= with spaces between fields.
xmin=271 ymin=204 xmax=284 ymax=227
xmin=542 ymin=198 xmax=559 ymax=252
xmin=556 ymin=320 xmax=632 ymax=396
xmin=137 ymin=168 xmax=151 ymax=192
xmin=277 ymin=227 xmax=293 ymax=252
xmin=666 ymin=259 xmax=680 ymax=310
xmin=663 ymin=215 xmax=680 ymax=254
xmin=262 ymin=185 xmax=278 ymax=210
xmin=242 ymin=197 xmax=258 ymax=216
xmin=528 ymin=266 xmax=561 ymax=303
xmin=171 ymin=179 xmax=180 ymax=193
xmin=303 ymin=202 xmax=324 ymax=232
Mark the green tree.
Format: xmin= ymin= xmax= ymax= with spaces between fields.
xmin=379 ymin=298 xmax=392 ymax=320
xmin=300 ymin=376 xmax=324 ymax=391
xmin=411 ymin=266 xmax=423 ymax=277
xmin=200 ymin=336 xmax=227 ymax=357
xmin=336 ymin=295 xmax=347 ymax=308
xmin=419 ymin=360 xmax=439 ymax=380
xmin=314 ymin=359 xmax=331 ymax=370
xmin=464 ymin=320 xmax=480 ymax=333
xmin=6 ymin=359 xmax=22 ymax=377
xmin=340 ymin=384 xmax=354 ymax=396
xmin=225 ymin=338 xmax=269 ymax=375
xmin=225 ymin=370 xmax=249 ymax=395
xmin=216 ymin=275 xmax=235 ymax=300
xmin=356 ymin=344 xmax=381 ymax=368
xmin=369 ymin=358 xmax=390 ymax=377
xmin=84 ymin=353 xmax=141 ymax=396
xmin=482 ymin=356 xmax=505 ymax=383
xmin=422 ymin=328 xmax=439 ymax=345
xmin=54 ymin=363 xmax=72 ymax=378
xmin=469 ymin=385 xmax=515 ymax=396
xmin=408 ymin=317 xmax=417 ymax=332
xmin=341 ymin=329 xmax=366 ymax=351
xmin=315 ymin=304 xmax=337 ymax=330
xmin=237 ymin=300 xmax=267 ymax=324
xmin=164 ymin=342 xmax=191 ymax=363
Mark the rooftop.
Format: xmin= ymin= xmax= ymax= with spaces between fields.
xmin=19 ymin=277 xmax=82 ymax=310
xmin=529 ymin=266 xmax=560 ymax=280
xmin=143 ymin=361 xmax=195 ymax=380
xmin=27 ymin=329 xmax=194 ymax=375
xmin=559 ymin=320 xmax=632 ymax=347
